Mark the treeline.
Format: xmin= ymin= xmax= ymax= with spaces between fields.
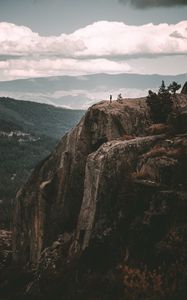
xmin=0 ymin=97 xmax=84 ymax=139
xmin=0 ymin=97 xmax=84 ymax=228
xmin=146 ymin=81 xmax=181 ymax=124
xmin=0 ymin=134 xmax=57 ymax=228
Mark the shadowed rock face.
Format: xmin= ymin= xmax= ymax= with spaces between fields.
xmin=181 ymin=82 xmax=187 ymax=95
xmin=12 ymin=98 xmax=151 ymax=266
xmin=0 ymin=230 xmax=12 ymax=270
xmin=10 ymin=95 xmax=187 ymax=300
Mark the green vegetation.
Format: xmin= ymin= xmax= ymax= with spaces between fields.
xmin=117 ymin=93 xmax=123 ymax=101
xmin=0 ymin=97 xmax=84 ymax=139
xmin=146 ymin=81 xmax=180 ymax=123
xmin=158 ymin=80 xmax=168 ymax=95
xmin=0 ymin=97 xmax=84 ymax=228
xmin=168 ymin=81 xmax=181 ymax=95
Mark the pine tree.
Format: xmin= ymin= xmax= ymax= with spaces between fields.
xmin=117 ymin=93 xmax=122 ymax=101
xmin=158 ymin=80 xmax=169 ymax=95
xmin=146 ymin=85 xmax=173 ymax=123
xmin=168 ymin=81 xmax=181 ymax=95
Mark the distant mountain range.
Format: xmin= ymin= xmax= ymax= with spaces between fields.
xmin=0 ymin=97 xmax=84 ymax=227
xmin=0 ymin=73 xmax=186 ymax=109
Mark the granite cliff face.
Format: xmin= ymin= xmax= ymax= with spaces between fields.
xmin=181 ymin=81 xmax=187 ymax=95
xmin=8 ymin=95 xmax=187 ymax=299
xmin=12 ymin=98 xmax=150 ymax=266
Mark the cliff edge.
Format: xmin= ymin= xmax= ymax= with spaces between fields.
xmin=3 ymin=94 xmax=187 ymax=300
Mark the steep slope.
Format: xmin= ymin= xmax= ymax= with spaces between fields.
xmin=7 ymin=94 xmax=187 ymax=299
xmin=0 ymin=97 xmax=84 ymax=139
xmin=181 ymin=81 xmax=187 ymax=94
xmin=0 ymin=97 xmax=84 ymax=227
xmin=13 ymin=98 xmax=150 ymax=264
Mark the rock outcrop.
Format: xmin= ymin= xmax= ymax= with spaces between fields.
xmin=12 ymin=98 xmax=150 ymax=266
xmin=5 ymin=94 xmax=187 ymax=299
xmin=181 ymin=81 xmax=187 ymax=94
xmin=0 ymin=230 xmax=12 ymax=270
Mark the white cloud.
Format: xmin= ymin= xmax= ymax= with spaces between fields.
xmin=0 ymin=58 xmax=132 ymax=81
xmin=51 ymin=87 xmax=147 ymax=103
xmin=0 ymin=21 xmax=187 ymax=81
xmin=0 ymin=21 xmax=187 ymax=58
xmin=0 ymin=87 xmax=147 ymax=109
xmin=71 ymin=21 xmax=187 ymax=57
xmin=0 ymin=22 xmax=85 ymax=57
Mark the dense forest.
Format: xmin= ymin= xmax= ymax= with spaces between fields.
xmin=0 ymin=97 xmax=84 ymax=228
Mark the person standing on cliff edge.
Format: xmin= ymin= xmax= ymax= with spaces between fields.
xmin=110 ymin=94 xmax=112 ymax=103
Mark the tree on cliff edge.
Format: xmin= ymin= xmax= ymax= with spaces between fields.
xmin=146 ymin=81 xmax=173 ymax=123
xmin=168 ymin=81 xmax=181 ymax=95
xmin=158 ymin=80 xmax=169 ymax=95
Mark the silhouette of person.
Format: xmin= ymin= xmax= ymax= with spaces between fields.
xmin=110 ymin=94 xmax=112 ymax=103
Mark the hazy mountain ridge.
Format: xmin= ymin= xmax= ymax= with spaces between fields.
xmin=0 ymin=73 xmax=186 ymax=109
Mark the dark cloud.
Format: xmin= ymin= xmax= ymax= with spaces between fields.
xmin=0 ymin=55 xmax=23 ymax=61
xmin=119 ymin=0 xmax=187 ymax=8
xmin=170 ymin=31 xmax=187 ymax=39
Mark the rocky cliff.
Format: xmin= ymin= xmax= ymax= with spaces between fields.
xmin=181 ymin=81 xmax=187 ymax=94
xmin=4 ymin=95 xmax=187 ymax=299
xmin=12 ymin=98 xmax=151 ymax=266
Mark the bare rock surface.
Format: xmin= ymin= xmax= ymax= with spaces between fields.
xmin=0 ymin=230 xmax=12 ymax=270
xmin=2 ymin=95 xmax=187 ymax=300
xmin=12 ymin=97 xmax=151 ymax=266
xmin=181 ymin=81 xmax=187 ymax=94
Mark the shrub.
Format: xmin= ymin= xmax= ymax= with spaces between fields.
xmin=146 ymin=123 xmax=171 ymax=135
xmin=123 ymin=261 xmax=187 ymax=300
xmin=131 ymin=170 xmax=151 ymax=180
xmin=118 ymin=134 xmax=135 ymax=141
xmin=146 ymin=82 xmax=173 ymax=123
xmin=141 ymin=145 xmax=182 ymax=160
xmin=117 ymin=93 xmax=123 ymax=101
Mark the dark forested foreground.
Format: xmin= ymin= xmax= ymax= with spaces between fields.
xmin=0 ymin=97 xmax=84 ymax=227
xmin=0 ymin=84 xmax=187 ymax=300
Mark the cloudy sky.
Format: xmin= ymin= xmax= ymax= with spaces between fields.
xmin=0 ymin=0 xmax=187 ymax=108
xmin=0 ymin=0 xmax=186 ymax=81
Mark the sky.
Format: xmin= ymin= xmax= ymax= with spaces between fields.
xmin=0 ymin=0 xmax=186 ymax=82
xmin=0 ymin=0 xmax=187 ymax=108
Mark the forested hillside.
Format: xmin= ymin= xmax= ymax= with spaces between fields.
xmin=0 ymin=97 xmax=84 ymax=227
